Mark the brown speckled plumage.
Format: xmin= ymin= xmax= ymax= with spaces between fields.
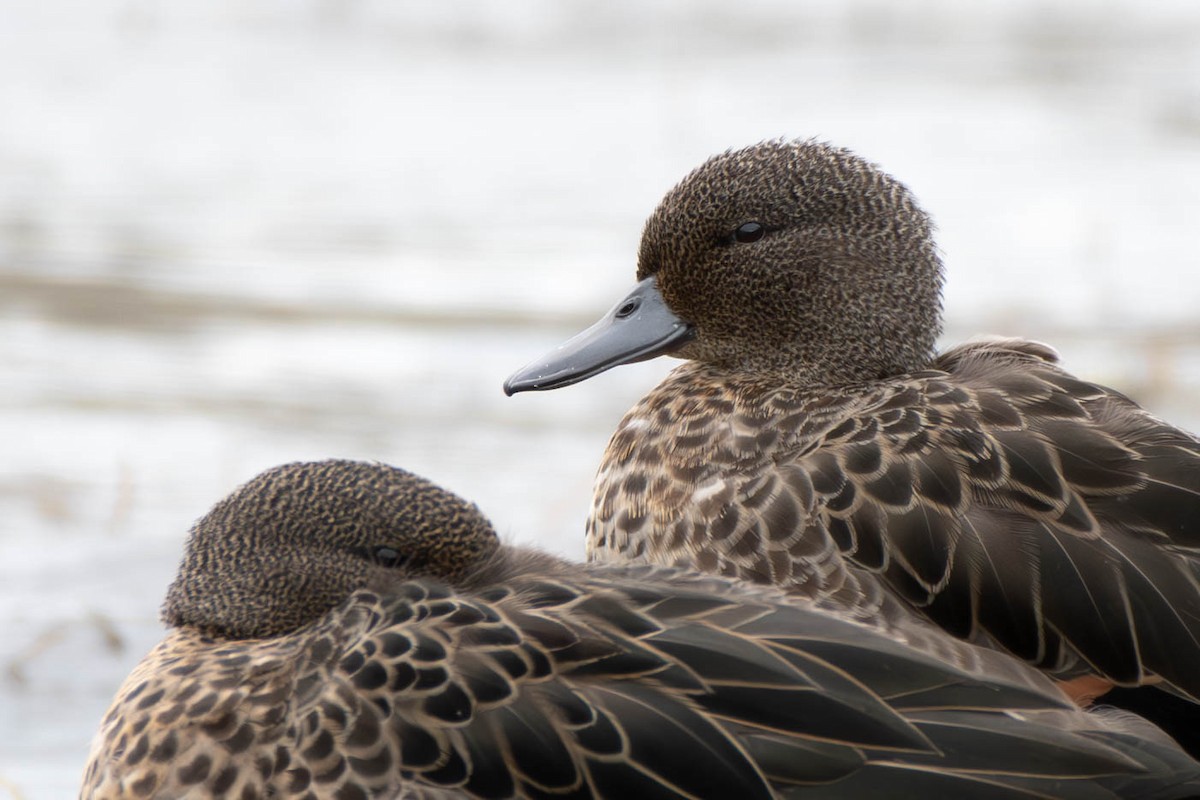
xmin=505 ymin=140 xmax=1200 ymax=709
xmin=81 ymin=460 xmax=1200 ymax=798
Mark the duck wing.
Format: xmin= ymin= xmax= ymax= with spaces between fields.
xmin=588 ymin=339 xmax=1200 ymax=700
xmin=300 ymin=564 xmax=1200 ymax=799
xmin=830 ymin=339 xmax=1200 ymax=696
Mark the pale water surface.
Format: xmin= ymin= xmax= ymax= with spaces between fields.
xmin=2 ymin=1 xmax=1199 ymax=796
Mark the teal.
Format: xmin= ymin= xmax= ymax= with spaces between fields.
xmin=82 ymin=460 xmax=1200 ymax=798
xmin=505 ymin=140 xmax=1200 ymax=716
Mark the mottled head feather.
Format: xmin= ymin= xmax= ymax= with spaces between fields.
xmin=162 ymin=460 xmax=498 ymax=638
xmin=638 ymin=139 xmax=943 ymax=383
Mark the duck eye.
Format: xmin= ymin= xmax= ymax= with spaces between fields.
xmin=733 ymin=222 xmax=765 ymax=244
xmin=372 ymin=546 xmax=408 ymax=569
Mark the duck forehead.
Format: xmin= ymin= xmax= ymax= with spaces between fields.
xmin=651 ymin=141 xmax=896 ymax=244
xmin=212 ymin=460 xmax=498 ymax=558
xmin=636 ymin=157 xmax=790 ymax=280
xmin=664 ymin=145 xmax=803 ymax=222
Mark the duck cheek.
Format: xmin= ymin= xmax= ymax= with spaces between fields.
xmin=670 ymin=336 xmax=710 ymax=363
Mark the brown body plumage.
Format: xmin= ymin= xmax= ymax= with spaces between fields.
xmin=81 ymin=460 xmax=1200 ymax=799
xmin=504 ymin=141 xmax=1200 ymax=717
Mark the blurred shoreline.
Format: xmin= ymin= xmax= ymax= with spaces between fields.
xmin=2 ymin=2 xmax=1198 ymax=797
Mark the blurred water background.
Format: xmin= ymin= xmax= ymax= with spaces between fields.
xmin=2 ymin=1 xmax=1199 ymax=796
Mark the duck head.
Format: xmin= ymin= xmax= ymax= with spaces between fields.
xmin=162 ymin=460 xmax=499 ymax=639
xmin=504 ymin=140 xmax=944 ymax=393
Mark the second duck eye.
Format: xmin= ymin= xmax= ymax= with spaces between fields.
xmin=733 ymin=222 xmax=765 ymax=244
xmin=373 ymin=546 xmax=409 ymax=569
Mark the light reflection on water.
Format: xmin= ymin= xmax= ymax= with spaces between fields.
xmin=2 ymin=2 xmax=1199 ymax=796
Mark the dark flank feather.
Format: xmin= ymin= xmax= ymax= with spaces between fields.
xmin=81 ymin=460 xmax=1200 ymax=798
xmin=502 ymin=141 xmax=1200 ymax=733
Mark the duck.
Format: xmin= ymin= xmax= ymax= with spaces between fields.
xmin=81 ymin=459 xmax=1200 ymax=799
xmin=503 ymin=140 xmax=1200 ymax=736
